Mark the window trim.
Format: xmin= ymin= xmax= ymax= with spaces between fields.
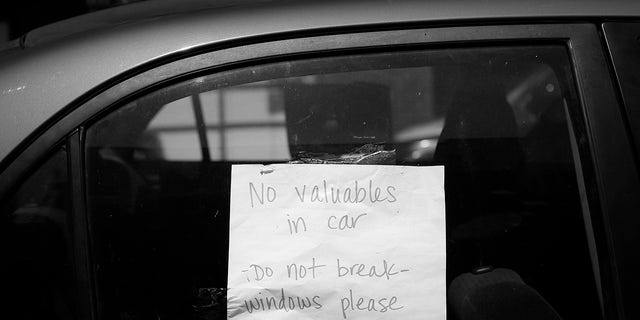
xmin=68 ymin=130 xmax=97 ymax=320
xmin=0 ymin=23 xmax=636 ymax=320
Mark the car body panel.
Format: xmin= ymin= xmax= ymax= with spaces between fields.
xmin=1 ymin=0 xmax=640 ymax=162
xmin=0 ymin=2 xmax=639 ymax=319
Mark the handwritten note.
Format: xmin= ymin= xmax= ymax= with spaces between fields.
xmin=227 ymin=164 xmax=445 ymax=320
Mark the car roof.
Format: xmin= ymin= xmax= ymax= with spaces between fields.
xmin=1 ymin=0 xmax=639 ymax=164
xmin=17 ymin=0 xmax=640 ymax=49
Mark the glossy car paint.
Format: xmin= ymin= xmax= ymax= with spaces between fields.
xmin=1 ymin=2 xmax=640 ymax=320
xmin=1 ymin=0 xmax=640 ymax=164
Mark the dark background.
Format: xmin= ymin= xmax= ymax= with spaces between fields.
xmin=0 ymin=0 xmax=147 ymax=42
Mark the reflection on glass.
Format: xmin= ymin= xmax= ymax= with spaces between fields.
xmin=148 ymin=97 xmax=196 ymax=129
xmin=201 ymin=91 xmax=220 ymax=125
xmin=225 ymin=127 xmax=290 ymax=160
xmin=156 ymin=131 xmax=202 ymax=161
xmin=1 ymin=148 xmax=75 ymax=319
xmin=223 ymin=87 xmax=285 ymax=124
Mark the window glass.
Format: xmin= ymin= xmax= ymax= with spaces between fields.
xmin=86 ymin=46 xmax=600 ymax=320
xmin=1 ymin=148 xmax=76 ymax=319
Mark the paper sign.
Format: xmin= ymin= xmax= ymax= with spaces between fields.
xmin=227 ymin=164 xmax=445 ymax=320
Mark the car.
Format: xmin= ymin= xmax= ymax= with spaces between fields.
xmin=1 ymin=0 xmax=640 ymax=319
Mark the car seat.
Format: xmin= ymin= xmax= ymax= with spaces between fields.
xmin=448 ymin=268 xmax=562 ymax=320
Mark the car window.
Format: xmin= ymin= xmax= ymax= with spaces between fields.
xmin=0 ymin=147 xmax=76 ymax=319
xmin=85 ymin=46 xmax=601 ymax=320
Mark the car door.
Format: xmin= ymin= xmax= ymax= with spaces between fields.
xmin=601 ymin=22 xmax=640 ymax=320
xmin=1 ymin=23 xmax=638 ymax=320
